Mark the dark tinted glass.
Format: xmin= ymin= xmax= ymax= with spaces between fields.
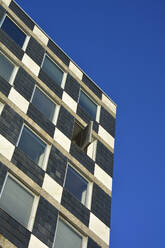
xmin=32 ymin=88 xmax=56 ymax=121
xmin=65 ymin=166 xmax=88 ymax=204
xmin=79 ymin=91 xmax=97 ymax=119
xmin=54 ymin=219 xmax=82 ymax=248
xmin=0 ymin=176 xmax=34 ymax=227
xmin=18 ymin=126 xmax=46 ymax=167
xmin=0 ymin=53 xmax=14 ymax=82
xmin=42 ymin=56 xmax=63 ymax=86
xmin=1 ymin=16 xmax=26 ymax=47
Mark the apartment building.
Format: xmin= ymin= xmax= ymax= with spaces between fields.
xmin=0 ymin=0 xmax=116 ymax=247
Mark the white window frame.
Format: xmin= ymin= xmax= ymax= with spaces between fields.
xmin=64 ymin=163 xmax=93 ymax=210
xmin=0 ymin=14 xmax=30 ymax=51
xmin=0 ymin=51 xmax=18 ymax=85
xmin=41 ymin=53 xmax=67 ymax=89
xmin=0 ymin=102 xmax=4 ymax=115
xmin=30 ymin=85 xmax=60 ymax=125
xmin=78 ymin=89 xmax=100 ymax=122
xmin=53 ymin=216 xmax=88 ymax=248
xmin=16 ymin=124 xmax=51 ymax=171
xmin=0 ymin=173 xmax=39 ymax=231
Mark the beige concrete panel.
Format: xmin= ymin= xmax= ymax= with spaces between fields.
xmin=69 ymin=61 xmax=83 ymax=80
xmin=28 ymin=235 xmax=48 ymax=248
xmin=1 ymin=0 xmax=11 ymax=7
xmin=33 ymin=25 xmax=49 ymax=46
xmin=0 ymin=134 xmax=15 ymax=161
xmin=94 ymin=163 xmax=112 ymax=191
xmin=42 ymin=174 xmax=63 ymax=203
xmin=89 ymin=213 xmax=110 ymax=245
xmin=0 ymin=234 xmax=17 ymax=248
xmin=62 ymin=91 xmax=77 ymax=113
xmin=22 ymin=53 xmax=40 ymax=76
xmin=54 ymin=128 xmax=71 ymax=152
xmin=8 ymin=88 xmax=29 ymax=113
xmin=102 ymin=94 xmax=116 ymax=115
xmin=98 ymin=125 xmax=114 ymax=149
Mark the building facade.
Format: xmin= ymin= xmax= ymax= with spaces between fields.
xmin=0 ymin=0 xmax=116 ymax=247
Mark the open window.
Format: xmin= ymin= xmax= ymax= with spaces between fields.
xmin=72 ymin=121 xmax=93 ymax=151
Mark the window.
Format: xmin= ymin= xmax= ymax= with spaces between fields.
xmin=31 ymin=87 xmax=56 ymax=122
xmin=72 ymin=121 xmax=93 ymax=151
xmin=0 ymin=52 xmax=14 ymax=82
xmin=79 ymin=90 xmax=97 ymax=120
xmin=65 ymin=165 xmax=88 ymax=205
xmin=18 ymin=126 xmax=46 ymax=167
xmin=0 ymin=175 xmax=34 ymax=228
xmin=42 ymin=55 xmax=64 ymax=86
xmin=1 ymin=16 xmax=26 ymax=48
xmin=54 ymin=218 xmax=82 ymax=248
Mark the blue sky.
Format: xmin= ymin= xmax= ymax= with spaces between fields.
xmin=16 ymin=0 xmax=165 ymax=247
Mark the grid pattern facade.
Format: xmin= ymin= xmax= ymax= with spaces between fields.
xmin=0 ymin=1 xmax=117 ymax=248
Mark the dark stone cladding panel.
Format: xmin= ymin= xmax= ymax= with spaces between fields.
xmin=0 ymin=29 xmax=24 ymax=60
xmin=56 ymin=106 xmax=74 ymax=139
xmin=82 ymin=74 xmax=102 ymax=99
xmin=96 ymin=140 xmax=113 ymax=177
xmin=100 ymin=106 xmax=116 ymax=137
xmin=47 ymin=39 xmax=70 ymax=66
xmin=13 ymin=67 xmax=35 ymax=101
xmin=70 ymin=143 xmax=95 ymax=174
xmin=11 ymin=147 xmax=45 ymax=187
xmin=77 ymin=105 xmax=99 ymax=133
xmin=0 ymin=5 xmax=5 ymax=21
xmin=38 ymin=69 xmax=63 ymax=99
xmin=91 ymin=183 xmax=111 ymax=227
xmin=0 ymin=162 xmax=8 ymax=192
xmin=32 ymin=196 xmax=58 ymax=248
xmin=61 ymin=188 xmax=90 ymax=226
xmin=27 ymin=103 xmax=55 ymax=137
xmin=64 ymin=74 xmax=80 ymax=102
xmin=87 ymin=237 xmax=101 ymax=248
xmin=0 ymin=208 xmax=31 ymax=248
xmin=0 ymin=104 xmax=23 ymax=145
xmin=25 ymin=37 xmax=45 ymax=66
xmin=9 ymin=1 xmax=34 ymax=30
xmin=46 ymin=145 xmax=67 ymax=186
xmin=0 ymin=75 xmax=11 ymax=97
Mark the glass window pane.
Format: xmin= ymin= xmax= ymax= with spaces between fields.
xmin=42 ymin=56 xmax=63 ymax=86
xmin=65 ymin=166 xmax=88 ymax=205
xmin=0 ymin=53 xmax=14 ymax=82
xmin=55 ymin=219 xmax=82 ymax=248
xmin=0 ymin=176 xmax=34 ymax=227
xmin=1 ymin=16 xmax=26 ymax=47
xmin=32 ymin=88 xmax=56 ymax=121
xmin=18 ymin=126 xmax=46 ymax=167
xmin=79 ymin=91 xmax=97 ymax=119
